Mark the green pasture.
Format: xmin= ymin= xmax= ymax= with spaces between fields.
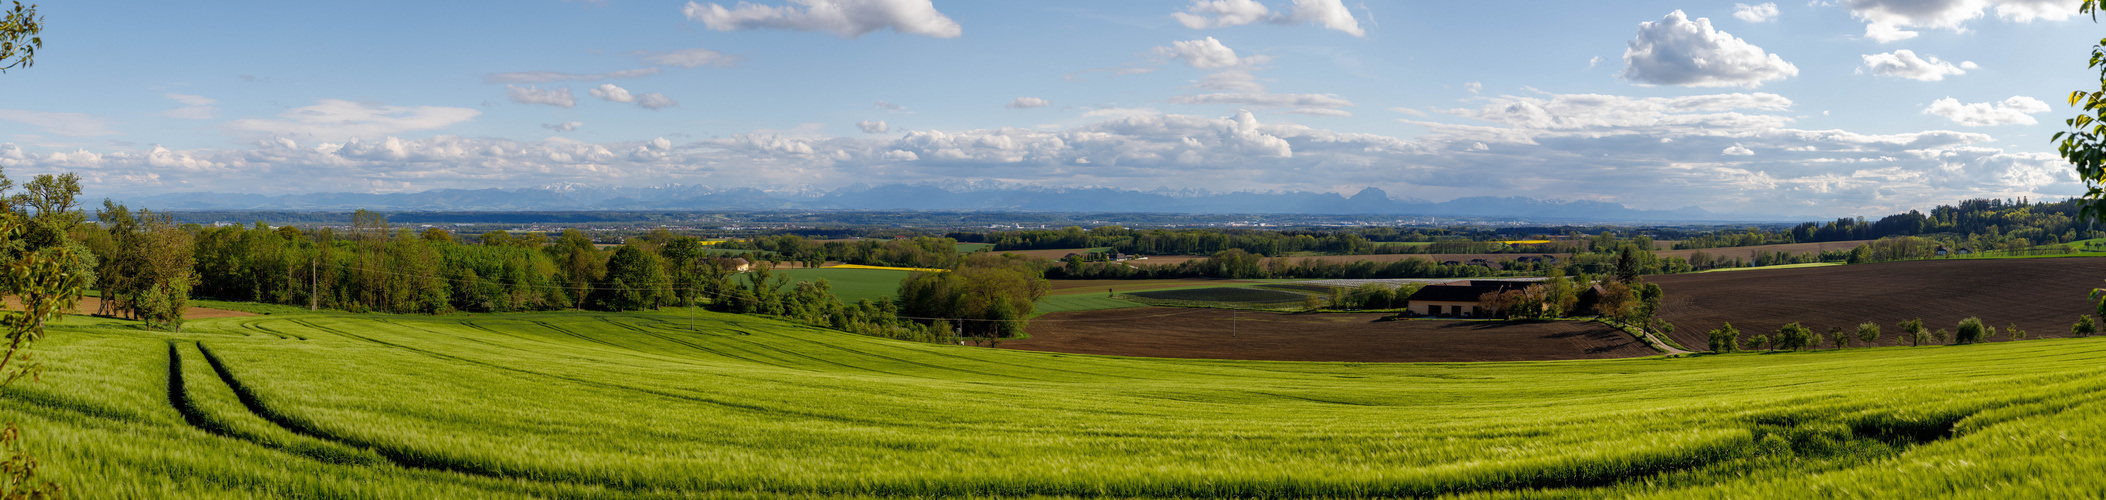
xmin=1031 ymin=294 xmax=1147 ymax=315
xmin=10 ymin=306 xmax=2106 ymax=497
xmin=954 ymin=242 xmax=994 ymax=253
xmin=772 ymin=268 xmax=911 ymax=303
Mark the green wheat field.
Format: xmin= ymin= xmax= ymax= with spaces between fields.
xmin=10 ymin=307 xmax=2106 ymax=498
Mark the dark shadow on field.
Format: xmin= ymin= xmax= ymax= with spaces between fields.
xmin=1007 ymin=308 xmax=1659 ymax=362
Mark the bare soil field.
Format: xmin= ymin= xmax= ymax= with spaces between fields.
xmin=1007 ymin=308 xmax=1656 ymax=362
xmin=1046 ymin=279 xmax=1260 ymax=296
xmin=1132 ymin=253 xmax=1542 ymax=267
xmin=1655 ymin=240 xmax=1875 ymax=260
xmin=1652 ymin=257 xmax=2106 ymax=349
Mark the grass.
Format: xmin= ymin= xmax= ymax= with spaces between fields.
xmin=1031 ymin=294 xmax=1148 ymax=315
xmin=954 ymin=243 xmax=994 ymax=253
xmin=773 ymin=268 xmax=910 ymax=303
xmin=11 ymin=304 xmax=2106 ymax=497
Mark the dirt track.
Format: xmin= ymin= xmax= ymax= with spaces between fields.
xmin=1653 ymin=257 xmax=2106 ymax=349
xmin=1007 ymin=308 xmax=1656 ymax=362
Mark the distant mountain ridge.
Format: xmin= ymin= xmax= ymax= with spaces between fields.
xmin=110 ymin=184 xmax=1793 ymax=222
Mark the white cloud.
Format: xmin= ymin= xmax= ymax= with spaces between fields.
xmin=1465 ymin=82 xmax=1482 ymax=94
xmin=875 ymin=100 xmax=905 ymax=111
xmin=1155 ymin=37 xmax=1263 ymax=69
xmin=506 ymin=85 xmax=577 ymax=108
xmin=857 ymin=120 xmax=889 ymax=133
xmin=162 ymin=93 xmax=220 ymax=120
xmin=1281 ymin=108 xmax=1352 ymax=117
xmin=682 ymin=0 xmax=962 ymax=38
xmin=483 ymin=68 xmax=660 ymax=83
xmin=1173 ymin=0 xmax=1274 ymax=28
xmin=1620 ymin=10 xmax=1799 ymax=88
xmin=1733 ymin=3 xmax=1780 ymax=22
xmin=1005 ymin=97 xmax=1051 ymax=109
xmin=542 ymin=122 xmax=583 ymax=132
xmin=1169 ymin=93 xmax=1353 ymax=108
xmin=589 ymin=84 xmax=636 ymax=103
xmin=1845 ymin=0 xmax=2082 ymax=43
xmin=1170 ymin=0 xmax=1364 ymax=36
xmin=1723 ymin=143 xmax=1755 ymax=155
xmin=1287 ymin=0 xmax=1365 ymax=36
xmin=1923 ymin=96 xmax=2052 ymax=126
xmin=223 ymin=99 xmax=480 ymax=141
xmin=1861 ymin=50 xmax=1971 ymax=81
xmin=636 ymin=93 xmax=679 ymax=110
xmin=635 ymin=48 xmax=742 ymax=68
xmin=0 ymin=110 xmax=118 ymax=136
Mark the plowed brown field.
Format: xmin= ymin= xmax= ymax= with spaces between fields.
xmin=1653 ymin=257 xmax=2106 ymax=349
xmin=1006 ymin=308 xmax=1655 ymax=362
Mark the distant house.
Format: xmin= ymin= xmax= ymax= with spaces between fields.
xmin=1405 ymin=280 xmax=1608 ymax=318
xmin=1404 ymin=280 xmax=1533 ymax=318
xmin=1935 ymin=245 xmax=1949 ymax=256
xmin=720 ymin=257 xmax=752 ymax=272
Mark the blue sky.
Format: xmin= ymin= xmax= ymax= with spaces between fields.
xmin=0 ymin=0 xmax=2099 ymax=216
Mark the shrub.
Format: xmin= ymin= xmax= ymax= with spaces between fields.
xmin=1955 ymin=317 xmax=1988 ymax=344
xmin=1707 ymin=322 xmax=1741 ymax=352
xmin=1897 ymin=318 xmax=1925 ymax=346
xmin=2075 ymin=315 xmax=2097 ymax=337
xmin=2007 ymin=323 xmax=2028 ymax=341
xmin=1856 ymin=322 xmax=1881 ymax=346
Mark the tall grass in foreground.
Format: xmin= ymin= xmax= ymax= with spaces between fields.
xmin=3 ymin=310 xmax=2106 ymax=497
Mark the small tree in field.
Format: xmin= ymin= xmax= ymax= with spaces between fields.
xmin=2075 ymin=315 xmax=2097 ymax=337
xmin=1898 ymin=318 xmax=1926 ymax=346
xmin=1955 ymin=317 xmax=1989 ymax=344
xmin=1775 ymin=322 xmax=1815 ymax=351
xmin=1748 ymin=335 xmax=1771 ymax=351
xmin=1857 ymin=322 xmax=1881 ymax=346
xmin=1707 ymin=322 xmax=1741 ymax=353
xmin=1829 ymin=326 xmax=1849 ymax=349
xmin=1932 ymin=328 xmax=1949 ymax=344
xmin=2007 ymin=323 xmax=2028 ymax=341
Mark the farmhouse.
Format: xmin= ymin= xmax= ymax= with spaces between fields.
xmin=719 ymin=257 xmax=752 ymax=272
xmin=1405 ymin=280 xmax=1532 ymax=318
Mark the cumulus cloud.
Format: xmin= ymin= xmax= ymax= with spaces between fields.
xmin=1923 ymin=96 xmax=2052 ymax=126
xmin=162 ymin=93 xmax=220 ymax=120
xmin=635 ymin=48 xmax=742 ymax=68
xmin=1733 ymin=3 xmax=1779 ymax=22
xmin=589 ymin=84 xmax=636 ymax=103
xmin=223 ymin=99 xmax=480 ymax=141
xmin=1281 ymin=108 xmax=1352 ymax=117
xmin=857 ymin=120 xmax=889 ymax=133
xmin=1723 ymin=143 xmax=1755 ymax=155
xmin=1845 ymin=0 xmax=2082 ymax=42
xmin=483 ymin=68 xmax=660 ymax=83
xmin=1620 ymin=10 xmax=1798 ymax=88
xmin=636 ymin=93 xmax=679 ymax=110
xmin=1172 ymin=0 xmax=1273 ymax=29
xmin=1005 ymin=97 xmax=1051 ymax=109
xmin=1465 ymin=82 xmax=1482 ymax=94
xmin=682 ymin=0 xmax=962 ymax=38
xmin=1862 ymin=50 xmax=1973 ymax=81
xmin=1170 ymin=0 xmax=1365 ymax=36
xmin=0 ymin=110 xmax=118 ymax=136
xmin=506 ymin=85 xmax=577 ymax=108
xmin=1155 ymin=37 xmax=1264 ymax=69
xmin=542 ymin=122 xmax=583 ymax=132
xmin=1169 ymin=93 xmax=1353 ymax=108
